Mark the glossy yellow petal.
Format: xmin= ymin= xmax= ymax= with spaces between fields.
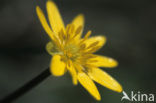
xmin=50 ymin=55 xmax=66 ymax=76
xmin=77 ymin=72 xmax=101 ymax=101
xmin=36 ymin=6 xmax=54 ymax=40
xmin=46 ymin=1 xmax=65 ymax=33
xmin=88 ymin=67 xmax=122 ymax=92
xmin=67 ymin=61 xmax=78 ymax=85
xmin=85 ymin=36 xmax=106 ymax=46
xmin=87 ymin=55 xmax=118 ymax=68
xmin=71 ymin=14 xmax=84 ymax=40
xmin=84 ymin=36 xmax=106 ymax=53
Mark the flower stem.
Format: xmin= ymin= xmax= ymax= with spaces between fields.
xmin=0 ymin=68 xmax=51 ymax=103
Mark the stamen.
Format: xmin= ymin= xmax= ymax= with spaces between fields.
xmin=67 ymin=60 xmax=71 ymax=67
xmin=86 ymin=41 xmax=99 ymax=49
xmin=84 ymin=30 xmax=92 ymax=40
xmin=53 ymin=35 xmax=59 ymax=45
xmin=80 ymin=30 xmax=92 ymax=44
xmin=85 ymin=46 xmax=101 ymax=53
xmin=81 ymin=54 xmax=96 ymax=59
xmin=60 ymin=29 xmax=66 ymax=41
xmin=66 ymin=24 xmax=70 ymax=40
xmin=70 ymin=24 xmax=75 ymax=35
xmin=74 ymin=64 xmax=84 ymax=72
xmin=73 ymin=26 xmax=82 ymax=38
xmin=80 ymin=44 xmax=86 ymax=50
xmin=58 ymin=31 xmax=63 ymax=42
xmin=65 ymin=24 xmax=77 ymax=44
xmin=66 ymin=24 xmax=70 ymax=34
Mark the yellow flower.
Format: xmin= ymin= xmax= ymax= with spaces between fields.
xmin=36 ymin=0 xmax=122 ymax=101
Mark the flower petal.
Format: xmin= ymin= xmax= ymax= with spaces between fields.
xmin=77 ymin=72 xmax=101 ymax=101
xmin=36 ymin=6 xmax=55 ymax=40
xmin=84 ymin=36 xmax=106 ymax=53
xmin=88 ymin=67 xmax=122 ymax=92
xmin=87 ymin=55 xmax=118 ymax=68
xmin=72 ymin=14 xmax=84 ymax=29
xmin=71 ymin=14 xmax=84 ymax=40
xmin=50 ymin=55 xmax=66 ymax=76
xmin=67 ymin=61 xmax=78 ymax=85
xmin=46 ymin=1 xmax=65 ymax=33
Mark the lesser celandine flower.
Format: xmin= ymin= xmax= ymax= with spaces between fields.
xmin=36 ymin=0 xmax=122 ymax=101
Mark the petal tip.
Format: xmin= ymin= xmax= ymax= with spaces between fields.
xmin=100 ymin=36 xmax=107 ymax=46
xmin=46 ymin=0 xmax=58 ymax=10
xmin=112 ymin=82 xmax=123 ymax=93
xmin=47 ymin=0 xmax=55 ymax=5
xmin=108 ymin=58 xmax=118 ymax=68
xmin=95 ymin=94 xmax=101 ymax=101
xmin=78 ymin=14 xmax=85 ymax=19
xmin=36 ymin=6 xmax=39 ymax=10
xmin=116 ymin=85 xmax=123 ymax=93
xmin=36 ymin=6 xmax=41 ymax=14
xmin=102 ymin=36 xmax=107 ymax=41
xmin=73 ymin=81 xmax=78 ymax=85
xmin=112 ymin=60 xmax=118 ymax=67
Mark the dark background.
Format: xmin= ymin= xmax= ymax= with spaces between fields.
xmin=0 ymin=0 xmax=156 ymax=103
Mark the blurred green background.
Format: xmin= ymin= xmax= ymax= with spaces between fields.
xmin=0 ymin=0 xmax=156 ymax=103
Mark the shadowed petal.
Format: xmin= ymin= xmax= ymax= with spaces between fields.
xmin=50 ymin=55 xmax=66 ymax=76
xmin=84 ymin=36 xmax=106 ymax=53
xmin=77 ymin=72 xmax=101 ymax=101
xmin=88 ymin=67 xmax=122 ymax=92
xmin=67 ymin=61 xmax=78 ymax=85
xmin=87 ymin=55 xmax=118 ymax=68
xmin=71 ymin=14 xmax=84 ymax=40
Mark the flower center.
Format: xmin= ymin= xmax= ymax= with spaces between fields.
xmin=63 ymin=44 xmax=80 ymax=61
